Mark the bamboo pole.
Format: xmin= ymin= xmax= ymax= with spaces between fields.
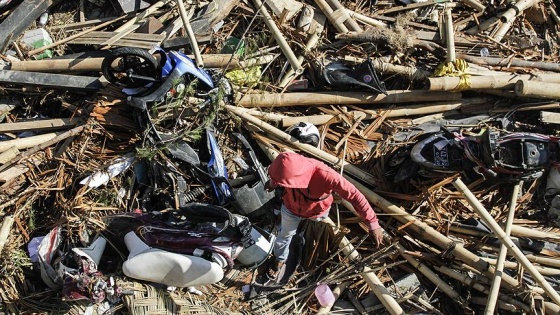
xmin=10 ymin=54 xmax=277 ymax=72
xmin=175 ymin=0 xmax=203 ymax=68
xmin=515 ymin=80 xmax=560 ymax=99
xmin=457 ymin=54 xmax=560 ymax=72
xmin=314 ymin=0 xmax=349 ymax=33
xmin=526 ymin=254 xmax=560 ymax=269
xmin=11 ymin=58 xmax=105 ymax=73
xmin=346 ymin=10 xmax=387 ymax=28
xmin=226 ymin=105 xmax=378 ymax=185
xmin=481 ymin=257 xmax=560 ymax=276
xmin=326 ymin=0 xmax=362 ymax=31
xmin=0 ymin=216 xmax=14 ymax=254
xmin=322 ymin=217 xmax=405 ymax=315
xmin=0 ymin=133 xmax=59 ymax=153
xmin=485 ymin=182 xmax=521 ymax=315
xmin=252 ymin=0 xmax=302 ymax=75
xmin=427 ymin=74 xmax=560 ymax=91
xmin=27 ymin=14 xmax=129 ymax=56
xmin=235 ymin=90 xmax=462 ymax=107
xmin=452 ymin=178 xmax=560 ymax=305
xmin=444 ymin=7 xmax=456 ymax=63
xmin=500 ymin=0 xmax=541 ymax=22
xmin=493 ymin=19 xmax=513 ymax=42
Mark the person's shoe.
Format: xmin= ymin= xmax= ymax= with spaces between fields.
xmin=267 ymin=260 xmax=285 ymax=281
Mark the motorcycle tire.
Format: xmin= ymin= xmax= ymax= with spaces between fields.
xmin=101 ymin=47 xmax=160 ymax=88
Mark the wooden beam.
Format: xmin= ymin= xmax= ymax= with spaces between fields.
xmin=0 ymin=70 xmax=104 ymax=91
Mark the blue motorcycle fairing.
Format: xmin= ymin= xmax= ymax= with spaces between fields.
xmin=206 ymin=128 xmax=233 ymax=205
xmin=168 ymin=51 xmax=214 ymax=88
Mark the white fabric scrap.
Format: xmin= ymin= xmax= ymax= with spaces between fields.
xmin=80 ymin=153 xmax=135 ymax=188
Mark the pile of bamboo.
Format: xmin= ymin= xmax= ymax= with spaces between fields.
xmin=0 ymin=0 xmax=560 ymax=314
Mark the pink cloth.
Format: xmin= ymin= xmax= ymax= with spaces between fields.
xmin=268 ymin=152 xmax=380 ymax=230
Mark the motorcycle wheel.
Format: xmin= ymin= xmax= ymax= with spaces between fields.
xmin=101 ymin=47 xmax=160 ymax=88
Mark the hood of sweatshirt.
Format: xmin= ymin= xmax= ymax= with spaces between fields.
xmin=268 ymin=152 xmax=315 ymax=189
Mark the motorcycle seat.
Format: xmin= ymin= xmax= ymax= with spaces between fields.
xmin=122 ymin=232 xmax=224 ymax=287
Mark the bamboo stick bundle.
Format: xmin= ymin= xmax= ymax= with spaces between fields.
xmin=428 ymin=73 xmax=560 ymax=91
xmin=515 ymin=80 xmax=560 ymax=99
xmin=279 ymin=97 xmax=490 ymax=126
xmin=434 ymin=266 xmax=532 ymax=313
xmin=453 ymin=178 xmax=560 ymax=306
xmin=235 ymin=90 xmax=462 ymax=107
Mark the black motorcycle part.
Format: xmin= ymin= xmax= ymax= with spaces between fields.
xmin=102 ymin=47 xmax=160 ymax=88
xmin=128 ymin=66 xmax=183 ymax=110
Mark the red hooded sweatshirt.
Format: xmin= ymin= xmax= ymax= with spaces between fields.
xmin=268 ymin=152 xmax=380 ymax=231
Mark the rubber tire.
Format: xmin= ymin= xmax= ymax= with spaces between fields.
xmin=101 ymin=47 xmax=160 ymax=88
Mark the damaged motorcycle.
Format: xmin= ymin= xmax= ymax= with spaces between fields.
xmin=386 ymin=125 xmax=560 ymax=182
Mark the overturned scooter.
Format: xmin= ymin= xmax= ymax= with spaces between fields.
xmin=106 ymin=202 xmax=274 ymax=288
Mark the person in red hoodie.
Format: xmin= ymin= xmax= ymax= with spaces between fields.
xmin=265 ymin=151 xmax=384 ymax=279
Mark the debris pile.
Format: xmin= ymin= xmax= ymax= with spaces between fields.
xmin=1 ymin=0 xmax=560 ymax=314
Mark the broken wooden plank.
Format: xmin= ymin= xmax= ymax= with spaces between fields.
xmin=191 ymin=0 xmax=241 ymax=36
xmin=540 ymin=111 xmax=560 ymax=125
xmin=0 ymin=118 xmax=81 ymax=133
xmin=27 ymin=15 xmax=130 ymax=56
xmin=0 ymin=70 xmax=104 ymax=91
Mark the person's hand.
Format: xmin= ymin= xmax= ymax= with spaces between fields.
xmin=369 ymin=228 xmax=384 ymax=248
xmin=264 ymin=180 xmax=274 ymax=192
